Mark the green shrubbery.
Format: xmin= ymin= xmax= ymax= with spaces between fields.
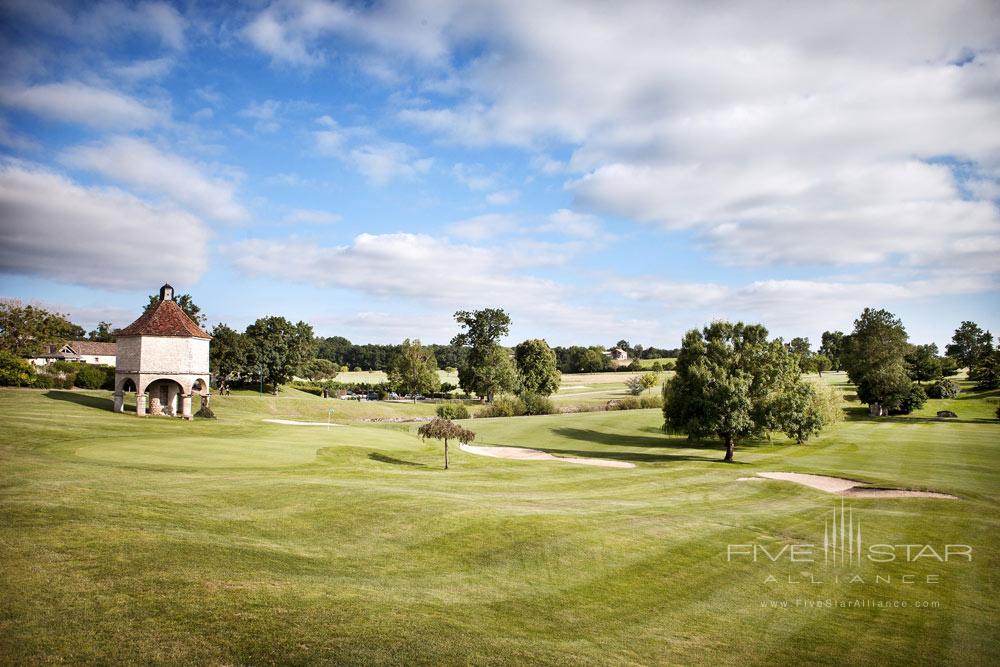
xmin=521 ymin=392 xmax=557 ymax=415
xmin=890 ymin=384 xmax=928 ymax=415
xmin=436 ymin=402 xmax=470 ymax=419
xmin=639 ymin=395 xmax=663 ymax=409
xmin=608 ymin=396 xmax=641 ymax=410
xmin=194 ymin=405 xmax=216 ymax=419
xmin=927 ymin=379 xmax=960 ymax=399
xmin=476 ymin=394 xmax=526 ymax=418
xmin=74 ymin=364 xmax=110 ymax=389
xmin=0 ymin=351 xmax=35 ymax=386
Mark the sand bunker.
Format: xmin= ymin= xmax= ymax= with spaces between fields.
xmin=460 ymin=444 xmax=635 ymax=469
xmin=741 ymin=472 xmax=957 ymax=499
xmin=262 ymin=419 xmax=343 ymax=426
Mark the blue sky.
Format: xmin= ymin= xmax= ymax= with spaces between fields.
xmin=1 ymin=0 xmax=998 ymax=348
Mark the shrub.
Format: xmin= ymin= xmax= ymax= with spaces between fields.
xmin=195 ymin=405 xmax=216 ymax=419
xmin=476 ymin=394 xmax=526 ymax=418
xmin=31 ymin=373 xmax=55 ymax=389
xmin=73 ymin=364 xmax=108 ymax=389
xmin=890 ymin=384 xmax=928 ymax=415
xmin=650 ymin=361 xmax=663 ymax=372
xmin=521 ymin=392 xmax=557 ymax=415
xmin=625 ymin=376 xmax=644 ymax=395
xmin=639 ymin=395 xmax=663 ymax=409
xmin=608 ymin=396 xmax=641 ymax=410
xmin=662 ymin=360 xmax=676 ymax=371
xmin=437 ymin=401 xmax=470 ymax=419
xmin=926 ymin=379 xmax=960 ymax=399
xmin=440 ymin=382 xmax=456 ymax=393
xmin=0 ymin=351 xmax=35 ymax=386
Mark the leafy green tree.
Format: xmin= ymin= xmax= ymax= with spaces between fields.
xmin=946 ymin=321 xmax=994 ymax=370
xmin=299 ymin=358 xmax=339 ymax=380
xmin=0 ymin=300 xmax=84 ymax=356
xmin=813 ymin=354 xmax=832 ymax=376
xmin=458 ymin=345 xmax=518 ymax=402
xmin=819 ymin=331 xmax=847 ymax=370
xmin=640 ymin=372 xmax=658 ymax=391
xmin=770 ymin=382 xmax=824 ymax=444
xmin=417 ymin=417 xmax=475 ymax=469
xmin=146 ymin=293 xmax=206 ymax=326
xmin=388 ymin=339 xmax=441 ymax=401
xmin=87 ymin=321 xmax=116 ymax=342
xmin=787 ymin=336 xmax=812 ymax=369
xmin=514 ymin=338 xmax=561 ymax=396
xmin=0 ymin=350 xmax=36 ymax=386
xmin=245 ymin=317 xmax=315 ymax=394
xmin=663 ymin=322 xmax=803 ymax=462
xmin=452 ymin=308 xmax=516 ymax=401
xmin=905 ymin=343 xmax=942 ymax=383
xmin=316 ymin=335 xmax=353 ymax=364
xmin=939 ymin=356 xmax=960 ymax=377
xmin=843 ymin=308 xmax=911 ymax=416
xmin=209 ymin=324 xmax=248 ymax=392
xmin=625 ymin=375 xmax=644 ymax=395
xmin=970 ymin=346 xmax=1000 ymax=389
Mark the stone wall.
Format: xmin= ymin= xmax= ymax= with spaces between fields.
xmin=130 ymin=336 xmax=210 ymax=374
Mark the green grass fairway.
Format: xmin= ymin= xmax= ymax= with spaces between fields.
xmin=1 ymin=383 xmax=998 ymax=665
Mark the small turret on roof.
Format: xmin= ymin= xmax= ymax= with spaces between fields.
xmin=117 ymin=284 xmax=211 ymax=339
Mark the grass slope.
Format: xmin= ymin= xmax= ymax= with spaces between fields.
xmin=1 ymin=383 xmax=998 ymax=665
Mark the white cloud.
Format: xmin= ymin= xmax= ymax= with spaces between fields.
xmin=3 ymin=0 xmax=187 ymax=50
xmin=349 ymin=143 xmax=432 ymax=185
xmin=540 ymin=209 xmax=600 ymax=238
xmin=111 ymin=57 xmax=174 ymax=81
xmin=447 ymin=213 xmax=520 ymax=241
xmin=0 ymin=161 xmax=209 ymax=289
xmin=61 ymin=136 xmax=247 ymax=222
xmin=0 ymin=81 xmax=165 ymax=129
xmin=486 ymin=190 xmax=519 ymax=206
xmin=451 ymin=163 xmax=496 ymax=191
xmin=283 ymin=208 xmax=342 ymax=225
xmin=225 ymin=233 xmax=562 ymax=305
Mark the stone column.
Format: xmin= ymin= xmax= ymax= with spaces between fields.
xmin=201 ymin=394 xmax=210 ymax=409
xmin=113 ymin=392 xmax=124 ymax=413
xmin=137 ymin=393 xmax=147 ymax=416
xmin=181 ymin=394 xmax=193 ymax=420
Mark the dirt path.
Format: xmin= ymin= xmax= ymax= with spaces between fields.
xmin=460 ymin=443 xmax=635 ymax=468
xmin=739 ymin=472 xmax=957 ymax=499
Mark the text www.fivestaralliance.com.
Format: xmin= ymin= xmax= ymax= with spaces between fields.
xmin=761 ymin=599 xmax=941 ymax=609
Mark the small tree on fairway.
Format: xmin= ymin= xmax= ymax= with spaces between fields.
xmin=813 ymin=354 xmax=832 ymax=376
xmin=625 ymin=376 xmax=644 ymax=395
xmin=905 ymin=343 xmax=942 ymax=383
xmin=946 ymin=321 xmax=993 ymax=370
xmin=417 ymin=417 xmax=475 ymax=469
xmin=640 ymin=372 xmax=659 ymax=391
xmin=843 ymin=308 xmax=911 ymax=415
xmin=388 ymin=339 xmax=440 ymax=401
xmin=514 ymin=338 xmax=561 ymax=396
xmin=210 ymin=323 xmax=248 ymax=392
xmin=245 ymin=316 xmax=315 ymax=394
xmin=663 ymin=322 xmax=803 ymax=462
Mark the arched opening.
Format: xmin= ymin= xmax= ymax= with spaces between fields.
xmin=145 ymin=379 xmax=185 ymax=417
xmin=192 ymin=378 xmax=205 ymax=393
xmin=120 ymin=378 xmax=137 ymax=393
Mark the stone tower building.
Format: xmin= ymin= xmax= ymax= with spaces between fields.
xmin=114 ymin=284 xmax=212 ymax=419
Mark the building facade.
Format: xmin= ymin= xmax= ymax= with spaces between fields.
xmin=29 ymin=340 xmax=117 ymax=366
xmin=114 ymin=284 xmax=211 ymax=419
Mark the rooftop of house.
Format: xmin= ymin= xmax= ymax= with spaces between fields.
xmin=117 ymin=292 xmax=211 ymax=339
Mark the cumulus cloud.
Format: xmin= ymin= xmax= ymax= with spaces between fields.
xmin=0 ymin=81 xmax=166 ymax=129
xmin=310 ymin=116 xmax=431 ymax=185
xmin=283 ymin=208 xmax=342 ymax=225
xmin=0 ymin=162 xmax=209 ymax=289
xmin=540 ymin=209 xmax=600 ymax=238
xmin=61 ymin=136 xmax=247 ymax=222
xmin=486 ymin=190 xmax=519 ymax=206
xmin=447 ymin=213 xmax=521 ymax=241
xmin=2 ymin=0 xmax=187 ymax=50
xmin=224 ymin=232 xmax=566 ymax=306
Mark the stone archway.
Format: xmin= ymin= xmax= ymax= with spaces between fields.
xmin=144 ymin=379 xmax=185 ymax=417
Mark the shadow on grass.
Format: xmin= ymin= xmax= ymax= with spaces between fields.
xmin=44 ymin=390 xmax=113 ymax=411
xmin=368 ymin=452 xmax=425 ymax=467
xmin=548 ymin=427 xmax=749 ymax=463
xmin=539 ymin=446 xmax=744 ymax=464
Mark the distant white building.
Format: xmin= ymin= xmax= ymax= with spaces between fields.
xmin=29 ymin=340 xmax=117 ymax=366
xmin=114 ymin=284 xmax=211 ymax=420
xmin=605 ymin=347 xmax=629 ymax=362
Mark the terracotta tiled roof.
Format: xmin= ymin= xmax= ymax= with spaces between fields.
xmin=66 ymin=341 xmax=118 ymax=355
xmin=118 ymin=299 xmax=211 ymax=339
